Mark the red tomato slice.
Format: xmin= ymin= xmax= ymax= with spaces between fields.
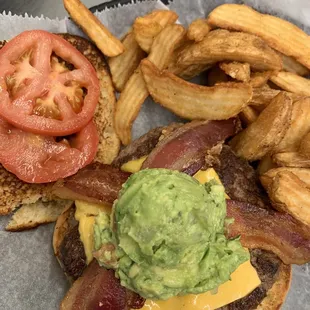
xmin=0 ymin=30 xmax=100 ymax=136
xmin=0 ymin=118 xmax=99 ymax=183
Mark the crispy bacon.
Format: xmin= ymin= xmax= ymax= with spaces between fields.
xmin=60 ymin=260 xmax=145 ymax=310
xmin=53 ymin=162 xmax=130 ymax=205
xmin=142 ymin=119 xmax=239 ymax=174
xmin=227 ymin=200 xmax=310 ymax=265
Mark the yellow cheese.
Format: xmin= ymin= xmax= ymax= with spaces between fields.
xmin=121 ymin=156 xmax=147 ymax=173
xmin=140 ymin=259 xmax=261 ymax=310
xmin=76 ymin=158 xmax=261 ymax=309
xmin=75 ymin=200 xmax=111 ymax=264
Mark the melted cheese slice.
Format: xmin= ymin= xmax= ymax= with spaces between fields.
xmin=76 ymin=158 xmax=261 ymax=309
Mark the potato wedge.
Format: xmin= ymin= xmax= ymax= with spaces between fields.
xmin=63 ymin=0 xmax=124 ymax=57
xmin=114 ymin=24 xmax=186 ymax=145
xmin=270 ymin=71 xmax=310 ymax=96
xmin=108 ymin=32 xmax=146 ymax=92
xmin=280 ymin=53 xmax=310 ymax=76
xmin=207 ymin=4 xmax=310 ymax=69
xmin=268 ymin=171 xmax=310 ymax=226
xmin=133 ymin=10 xmax=178 ymax=53
xmin=141 ymin=59 xmax=252 ymax=121
xmin=260 ymin=167 xmax=310 ymax=190
xmin=258 ymin=155 xmax=278 ymax=176
xmin=207 ymin=65 xmax=229 ymax=86
xmin=239 ymin=106 xmax=258 ymax=126
xmin=219 ymin=62 xmax=250 ymax=82
xmin=299 ymin=132 xmax=310 ymax=158
xmin=273 ymin=152 xmax=310 ymax=168
xmin=177 ymin=29 xmax=282 ymax=71
xmin=250 ymin=71 xmax=273 ymax=88
xmin=230 ymin=92 xmax=292 ymax=161
xmin=275 ymin=98 xmax=310 ymax=152
xmin=187 ymin=18 xmax=211 ymax=42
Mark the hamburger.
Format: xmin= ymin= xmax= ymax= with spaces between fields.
xmin=52 ymin=120 xmax=300 ymax=310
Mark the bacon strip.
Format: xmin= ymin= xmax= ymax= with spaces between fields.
xmin=60 ymin=260 xmax=144 ymax=310
xmin=227 ymin=200 xmax=310 ymax=265
xmin=142 ymin=119 xmax=239 ymax=174
xmin=53 ymin=162 xmax=130 ymax=205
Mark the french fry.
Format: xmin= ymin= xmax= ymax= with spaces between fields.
xmin=141 ymin=59 xmax=252 ymax=121
xmin=133 ymin=10 xmax=178 ymax=53
xmin=63 ymin=0 xmax=124 ymax=57
xmin=187 ymin=18 xmax=211 ymax=42
xmin=207 ymin=65 xmax=229 ymax=86
xmin=260 ymin=167 xmax=310 ymax=190
xmin=239 ymin=106 xmax=258 ymax=126
xmin=114 ymin=24 xmax=186 ymax=145
xmin=219 ymin=62 xmax=250 ymax=82
xmin=299 ymin=132 xmax=310 ymax=158
xmin=268 ymin=171 xmax=310 ymax=226
xmin=275 ymin=98 xmax=310 ymax=152
xmin=249 ymin=85 xmax=280 ymax=108
xmin=270 ymin=71 xmax=310 ymax=96
xmin=273 ymin=152 xmax=310 ymax=168
xmin=249 ymin=71 xmax=273 ymax=88
xmin=280 ymin=53 xmax=310 ymax=76
xmin=258 ymin=155 xmax=277 ymax=176
xmin=230 ymin=92 xmax=292 ymax=161
xmin=108 ymin=32 xmax=146 ymax=92
xmin=177 ymin=29 xmax=282 ymax=71
xmin=207 ymin=4 xmax=310 ymax=69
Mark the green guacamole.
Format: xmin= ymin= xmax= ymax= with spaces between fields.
xmin=94 ymin=169 xmax=249 ymax=300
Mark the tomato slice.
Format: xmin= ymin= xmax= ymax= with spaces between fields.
xmin=0 ymin=30 xmax=100 ymax=136
xmin=0 ymin=118 xmax=99 ymax=183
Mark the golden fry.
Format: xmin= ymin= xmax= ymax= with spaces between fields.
xmin=270 ymin=71 xmax=310 ymax=96
xmin=260 ymin=167 xmax=310 ymax=190
xmin=133 ymin=10 xmax=178 ymax=53
xmin=187 ymin=18 xmax=211 ymax=42
xmin=114 ymin=24 xmax=186 ymax=145
xmin=273 ymin=152 xmax=310 ymax=168
xmin=275 ymin=98 xmax=310 ymax=152
xmin=249 ymin=85 xmax=280 ymax=108
xmin=219 ymin=62 xmax=250 ymax=82
xmin=249 ymin=71 xmax=273 ymax=88
xmin=280 ymin=53 xmax=310 ymax=76
xmin=299 ymin=132 xmax=310 ymax=158
xmin=257 ymin=155 xmax=277 ymax=176
xmin=63 ymin=0 xmax=124 ymax=57
xmin=108 ymin=32 xmax=146 ymax=92
xmin=177 ymin=29 xmax=282 ymax=71
xmin=230 ymin=92 xmax=292 ymax=161
xmin=207 ymin=4 xmax=310 ymax=69
xmin=141 ymin=59 xmax=252 ymax=121
xmin=239 ymin=106 xmax=258 ymax=127
xmin=268 ymin=171 xmax=310 ymax=226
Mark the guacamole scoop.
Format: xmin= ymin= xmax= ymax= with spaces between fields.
xmin=94 ymin=169 xmax=249 ymax=300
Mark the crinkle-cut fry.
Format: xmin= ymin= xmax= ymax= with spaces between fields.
xmin=299 ymin=132 xmax=310 ymax=158
xmin=207 ymin=4 xmax=310 ymax=69
xmin=177 ymin=29 xmax=282 ymax=71
xmin=108 ymin=32 xmax=146 ymax=92
xmin=268 ymin=171 xmax=310 ymax=226
xmin=230 ymin=92 xmax=292 ymax=161
xmin=273 ymin=152 xmax=310 ymax=168
xmin=257 ymin=155 xmax=277 ymax=176
xmin=239 ymin=106 xmax=258 ymax=126
xmin=270 ymin=71 xmax=310 ymax=96
xmin=249 ymin=71 xmax=273 ymax=88
xmin=114 ymin=24 xmax=186 ymax=145
xmin=63 ymin=0 xmax=124 ymax=57
xmin=133 ymin=10 xmax=178 ymax=53
xmin=219 ymin=61 xmax=250 ymax=82
xmin=260 ymin=167 xmax=310 ymax=190
xmin=275 ymin=98 xmax=310 ymax=153
xmin=141 ymin=59 xmax=252 ymax=121
xmin=280 ymin=53 xmax=310 ymax=76
xmin=187 ymin=18 xmax=211 ymax=42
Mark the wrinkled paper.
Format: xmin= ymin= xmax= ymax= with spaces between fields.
xmin=0 ymin=0 xmax=310 ymax=309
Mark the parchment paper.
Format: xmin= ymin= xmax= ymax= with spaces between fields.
xmin=0 ymin=1 xmax=309 ymax=309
